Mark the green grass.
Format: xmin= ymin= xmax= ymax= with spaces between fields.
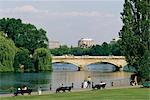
xmin=1 ymin=88 xmax=149 ymax=100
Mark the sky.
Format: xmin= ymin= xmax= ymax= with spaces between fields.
xmin=0 ymin=0 xmax=124 ymax=46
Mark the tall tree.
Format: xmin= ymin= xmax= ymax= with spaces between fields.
xmin=0 ymin=32 xmax=17 ymax=72
xmin=119 ymin=0 xmax=150 ymax=81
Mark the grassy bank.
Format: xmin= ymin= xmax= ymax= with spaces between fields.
xmin=1 ymin=88 xmax=149 ymax=100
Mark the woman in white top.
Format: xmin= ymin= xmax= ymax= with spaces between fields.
xmin=83 ymin=81 xmax=88 ymax=88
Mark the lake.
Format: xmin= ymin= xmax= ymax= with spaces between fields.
xmin=0 ymin=63 xmax=132 ymax=94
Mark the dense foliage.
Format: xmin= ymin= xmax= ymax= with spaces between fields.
xmin=0 ymin=32 xmax=17 ymax=72
xmin=13 ymin=48 xmax=34 ymax=72
xmin=119 ymin=0 xmax=150 ymax=81
xmin=50 ymin=41 xmax=122 ymax=56
xmin=33 ymin=48 xmax=52 ymax=71
xmin=138 ymin=51 xmax=150 ymax=81
xmin=0 ymin=18 xmax=48 ymax=54
xmin=0 ymin=18 xmax=51 ymax=72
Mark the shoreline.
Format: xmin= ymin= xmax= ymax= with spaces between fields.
xmin=0 ymin=85 xmax=142 ymax=98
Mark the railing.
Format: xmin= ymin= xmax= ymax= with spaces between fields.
xmin=52 ymin=56 xmax=125 ymax=59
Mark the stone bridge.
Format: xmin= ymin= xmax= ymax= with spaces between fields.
xmin=52 ymin=56 xmax=127 ymax=71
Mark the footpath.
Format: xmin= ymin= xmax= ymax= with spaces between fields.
xmin=0 ymin=85 xmax=142 ymax=98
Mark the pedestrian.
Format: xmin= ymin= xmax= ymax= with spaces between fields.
xmin=38 ymin=87 xmax=42 ymax=95
xmin=87 ymin=76 xmax=91 ymax=88
xmin=83 ymin=80 xmax=88 ymax=88
xmin=81 ymin=82 xmax=83 ymax=88
xmin=49 ymin=84 xmax=52 ymax=91
xmin=111 ymin=82 xmax=114 ymax=86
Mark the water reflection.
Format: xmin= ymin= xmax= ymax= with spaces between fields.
xmin=51 ymin=71 xmax=132 ymax=89
xmin=0 ymin=63 xmax=133 ymax=94
xmin=0 ymin=72 xmax=52 ymax=92
xmin=86 ymin=63 xmax=116 ymax=72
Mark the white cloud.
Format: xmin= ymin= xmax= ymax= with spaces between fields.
xmin=0 ymin=6 xmax=115 ymax=18
xmin=0 ymin=5 xmax=48 ymax=13
xmin=43 ymin=11 xmax=115 ymax=18
xmin=14 ymin=5 xmax=39 ymax=13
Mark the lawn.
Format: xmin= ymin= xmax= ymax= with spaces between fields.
xmin=1 ymin=88 xmax=149 ymax=100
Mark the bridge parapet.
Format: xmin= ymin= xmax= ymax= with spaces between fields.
xmin=52 ymin=56 xmax=125 ymax=59
xmin=52 ymin=56 xmax=127 ymax=71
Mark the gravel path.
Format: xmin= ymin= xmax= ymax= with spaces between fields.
xmin=0 ymin=85 xmax=142 ymax=98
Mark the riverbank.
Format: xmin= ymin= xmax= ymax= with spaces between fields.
xmin=1 ymin=85 xmax=149 ymax=100
xmin=0 ymin=85 xmax=138 ymax=97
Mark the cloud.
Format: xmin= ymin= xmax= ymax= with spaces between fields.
xmin=47 ymin=11 xmax=115 ymax=18
xmin=0 ymin=3 xmax=115 ymax=18
xmin=0 ymin=5 xmax=48 ymax=13
xmin=0 ymin=5 xmax=115 ymax=18
xmin=14 ymin=5 xmax=39 ymax=13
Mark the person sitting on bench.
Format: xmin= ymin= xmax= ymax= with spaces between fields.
xmin=99 ymin=81 xmax=106 ymax=89
xmin=22 ymin=86 xmax=27 ymax=90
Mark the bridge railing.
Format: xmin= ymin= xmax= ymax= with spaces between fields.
xmin=52 ymin=56 xmax=125 ymax=59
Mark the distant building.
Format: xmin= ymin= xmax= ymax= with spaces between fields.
xmin=78 ymin=38 xmax=94 ymax=48
xmin=49 ymin=41 xmax=60 ymax=49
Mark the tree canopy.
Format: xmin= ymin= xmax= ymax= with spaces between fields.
xmin=119 ymin=0 xmax=150 ymax=81
xmin=0 ymin=18 xmax=48 ymax=54
xmin=13 ymin=47 xmax=34 ymax=72
xmin=0 ymin=18 xmax=51 ymax=72
xmin=33 ymin=48 xmax=52 ymax=71
xmin=50 ymin=40 xmax=122 ymax=56
xmin=0 ymin=31 xmax=17 ymax=72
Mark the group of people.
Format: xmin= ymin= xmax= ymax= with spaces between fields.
xmin=82 ymin=76 xmax=91 ymax=88
xmin=17 ymin=86 xmax=28 ymax=91
xmin=82 ymin=76 xmax=106 ymax=89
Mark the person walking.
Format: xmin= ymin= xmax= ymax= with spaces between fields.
xmin=87 ymin=76 xmax=91 ymax=88
xmin=38 ymin=87 xmax=42 ymax=95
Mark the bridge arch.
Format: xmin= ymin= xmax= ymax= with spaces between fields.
xmin=86 ymin=62 xmax=119 ymax=71
xmin=85 ymin=62 xmax=119 ymax=68
xmin=52 ymin=61 xmax=80 ymax=67
xmin=52 ymin=61 xmax=80 ymax=71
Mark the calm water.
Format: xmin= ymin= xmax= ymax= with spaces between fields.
xmin=0 ymin=63 xmax=132 ymax=94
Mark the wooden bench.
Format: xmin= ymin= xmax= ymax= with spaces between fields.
xmin=92 ymin=82 xmax=106 ymax=90
xmin=56 ymin=86 xmax=72 ymax=93
xmin=14 ymin=89 xmax=32 ymax=96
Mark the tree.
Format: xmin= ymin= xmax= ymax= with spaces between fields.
xmin=13 ymin=48 xmax=34 ymax=72
xmin=110 ymin=40 xmax=122 ymax=56
xmin=119 ymin=0 xmax=150 ymax=81
xmin=0 ymin=18 xmax=49 ymax=54
xmin=33 ymin=48 xmax=52 ymax=71
xmin=0 ymin=32 xmax=17 ymax=72
xmin=89 ymin=45 xmax=102 ymax=56
xmin=100 ymin=42 xmax=111 ymax=56
xmin=70 ymin=47 xmax=84 ymax=56
xmin=138 ymin=51 xmax=150 ymax=81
